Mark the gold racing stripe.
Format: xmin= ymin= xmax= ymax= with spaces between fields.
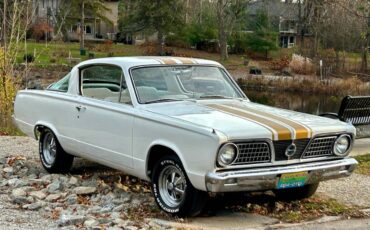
xmin=226 ymin=103 xmax=312 ymax=139
xmin=175 ymin=57 xmax=196 ymax=64
xmin=207 ymin=104 xmax=293 ymax=140
xmin=156 ymin=57 xmax=177 ymax=64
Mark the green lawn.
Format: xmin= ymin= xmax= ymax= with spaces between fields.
xmin=17 ymin=41 xmax=145 ymax=65
xmin=355 ymin=153 xmax=370 ymax=176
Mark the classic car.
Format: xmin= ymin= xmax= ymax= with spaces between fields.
xmin=13 ymin=57 xmax=358 ymax=216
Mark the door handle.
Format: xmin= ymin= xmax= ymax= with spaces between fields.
xmin=75 ymin=105 xmax=86 ymax=111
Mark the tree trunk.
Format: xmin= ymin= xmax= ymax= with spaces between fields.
xmin=217 ymin=0 xmax=228 ymax=61
xmin=80 ymin=1 xmax=85 ymax=50
xmin=361 ymin=45 xmax=368 ymax=73
xmin=157 ymin=29 xmax=164 ymax=55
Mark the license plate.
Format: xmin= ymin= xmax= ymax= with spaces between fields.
xmin=276 ymin=171 xmax=308 ymax=189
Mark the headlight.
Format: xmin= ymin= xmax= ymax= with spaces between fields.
xmin=333 ymin=134 xmax=351 ymax=156
xmin=218 ymin=143 xmax=238 ymax=166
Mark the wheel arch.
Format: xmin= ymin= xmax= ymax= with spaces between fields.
xmin=33 ymin=121 xmax=60 ymax=141
xmin=145 ymin=143 xmax=186 ymax=179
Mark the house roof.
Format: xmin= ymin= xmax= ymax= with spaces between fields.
xmin=248 ymin=0 xmax=299 ymax=20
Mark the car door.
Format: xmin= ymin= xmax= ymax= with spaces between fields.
xmin=70 ymin=64 xmax=135 ymax=169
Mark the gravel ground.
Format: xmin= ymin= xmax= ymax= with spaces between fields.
xmin=318 ymin=174 xmax=370 ymax=207
xmin=0 ymin=136 xmax=370 ymax=229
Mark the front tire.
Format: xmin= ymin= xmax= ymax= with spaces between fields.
xmin=274 ymin=183 xmax=319 ymax=201
xmin=39 ymin=128 xmax=74 ymax=173
xmin=151 ymin=155 xmax=207 ymax=217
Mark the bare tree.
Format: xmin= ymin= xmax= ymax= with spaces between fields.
xmin=216 ymin=0 xmax=248 ymax=61
xmin=0 ymin=0 xmax=35 ymax=115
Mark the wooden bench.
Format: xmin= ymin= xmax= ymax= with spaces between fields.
xmin=320 ymin=95 xmax=370 ymax=126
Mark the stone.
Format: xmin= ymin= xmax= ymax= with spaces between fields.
xmin=73 ymin=186 xmax=96 ymax=195
xmin=47 ymin=181 xmax=62 ymax=193
xmin=68 ymin=176 xmax=78 ymax=186
xmin=88 ymin=206 xmax=102 ymax=214
xmin=45 ymin=193 xmax=61 ymax=202
xmin=23 ymin=202 xmax=43 ymax=211
xmin=29 ymin=191 xmax=47 ymax=200
xmin=12 ymin=195 xmax=34 ymax=205
xmin=12 ymin=187 xmax=27 ymax=197
xmin=65 ymin=194 xmax=78 ymax=205
xmin=58 ymin=214 xmax=86 ymax=227
xmin=29 ymin=178 xmax=50 ymax=186
xmin=100 ymin=205 xmax=114 ymax=213
xmin=7 ymin=178 xmax=26 ymax=187
xmin=113 ymin=204 xmax=126 ymax=212
xmin=3 ymin=167 xmax=13 ymax=174
xmin=84 ymin=219 xmax=100 ymax=228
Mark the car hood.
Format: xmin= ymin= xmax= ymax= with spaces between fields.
xmin=142 ymin=100 xmax=355 ymax=141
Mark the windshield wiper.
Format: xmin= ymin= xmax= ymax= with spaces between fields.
xmin=198 ymin=95 xmax=233 ymax=99
xmin=143 ymin=98 xmax=183 ymax=104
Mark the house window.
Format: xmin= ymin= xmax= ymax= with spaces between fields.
xmin=85 ymin=25 xmax=92 ymax=34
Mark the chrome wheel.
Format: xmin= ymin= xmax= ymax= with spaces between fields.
xmin=158 ymin=165 xmax=186 ymax=208
xmin=42 ymin=132 xmax=57 ymax=166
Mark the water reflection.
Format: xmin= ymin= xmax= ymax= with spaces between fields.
xmin=247 ymin=90 xmax=342 ymax=115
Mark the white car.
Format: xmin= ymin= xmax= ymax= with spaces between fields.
xmin=13 ymin=57 xmax=358 ymax=216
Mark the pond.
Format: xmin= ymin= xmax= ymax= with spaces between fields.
xmin=0 ymin=90 xmax=344 ymax=136
xmin=246 ymin=90 xmax=343 ymax=115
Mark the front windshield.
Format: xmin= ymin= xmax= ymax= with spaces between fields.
xmin=131 ymin=66 xmax=244 ymax=104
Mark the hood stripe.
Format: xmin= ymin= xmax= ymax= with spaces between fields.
xmin=207 ymin=104 xmax=292 ymax=140
xmin=225 ymin=103 xmax=312 ymax=139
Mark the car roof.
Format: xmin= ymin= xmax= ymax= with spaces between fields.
xmin=75 ymin=56 xmax=222 ymax=69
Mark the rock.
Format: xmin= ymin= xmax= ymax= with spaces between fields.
xmin=88 ymin=206 xmax=102 ymax=214
xmin=58 ymin=214 xmax=86 ymax=227
xmin=7 ymin=178 xmax=26 ymax=187
xmin=113 ymin=204 xmax=126 ymax=212
xmin=45 ymin=193 xmax=61 ymax=202
xmin=29 ymin=178 xmax=50 ymax=186
xmin=68 ymin=176 xmax=78 ymax=186
xmin=12 ymin=187 xmax=27 ymax=197
xmin=47 ymin=180 xmax=62 ymax=193
xmin=100 ymin=204 xmax=114 ymax=213
xmin=84 ymin=219 xmax=100 ymax=228
xmin=23 ymin=202 xmax=43 ymax=211
xmin=29 ymin=191 xmax=47 ymax=200
xmin=3 ymin=167 xmax=14 ymax=174
xmin=12 ymin=196 xmax=30 ymax=205
xmin=73 ymin=186 xmax=96 ymax=195
xmin=0 ymin=157 xmax=6 ymax=165
xmin=65 ymin=194 xmax=78 ymax=205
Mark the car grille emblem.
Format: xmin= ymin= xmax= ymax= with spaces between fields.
xmin=285 ymin=143 xmax=297 ymax=157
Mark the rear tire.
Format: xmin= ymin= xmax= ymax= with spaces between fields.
xmin=39 ymin=128 xmax=74 ymax=173
xmin=274 ymin=183 xmax=319 ymax=201
xmin=151 ymin=155 xmax=207 ymax=217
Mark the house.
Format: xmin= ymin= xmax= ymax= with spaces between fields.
xmin=247 ymin=0 xmax=311 ymax=48
xmin=32 ymin=0 xmax=119 ymax=41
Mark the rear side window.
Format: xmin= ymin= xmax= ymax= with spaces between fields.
xmin=47 ymin=73 xmax=71 ymax=92
xmin=81 ymin=65 xmax=131 ymax=104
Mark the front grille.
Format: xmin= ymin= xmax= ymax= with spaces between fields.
xmin=302 ymin=136 xmax=337 ymax=158
xmin=274 ymin=139 xmax=310 ymax=161
xmin=233 ymin=142 xmax=271 ymax=165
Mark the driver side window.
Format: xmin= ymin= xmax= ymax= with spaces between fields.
xmin=80 ymin=65 xmax=131 ymax=104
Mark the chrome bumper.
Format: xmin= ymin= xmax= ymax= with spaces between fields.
xmin=205 ymin=158 xmax=358 ymax=192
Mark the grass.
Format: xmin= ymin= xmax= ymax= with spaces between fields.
xmin=16 ymin=41 xmax=145 ymax=65
xmin=355 ymin=154 xmax=370 ymax=176
xmin=16 ymin=41 xmax=246 ymax=66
